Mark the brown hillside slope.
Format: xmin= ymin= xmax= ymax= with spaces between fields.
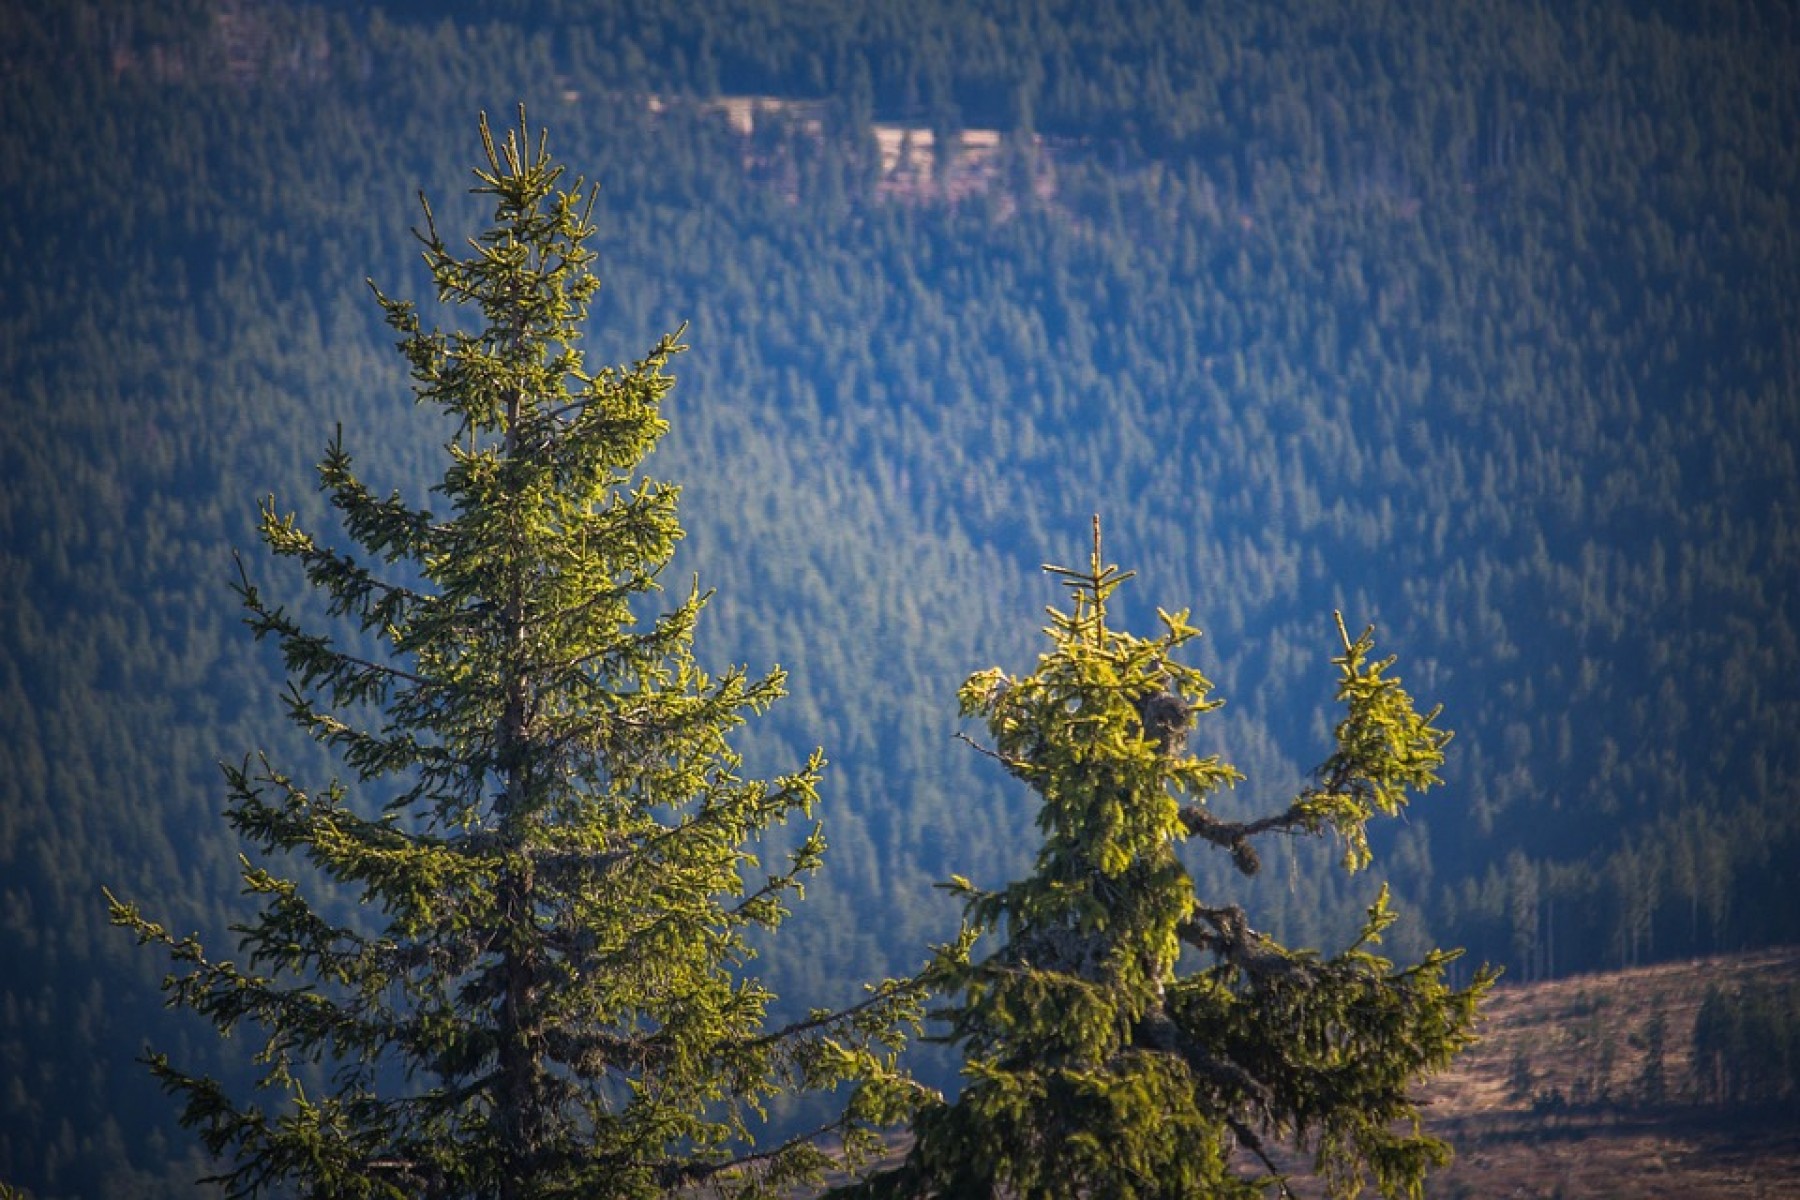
xmin=1417 ymin=948 xmax=1800 ymax=1199
xmin=801 ymin=950 xmax=1800 ymax=1197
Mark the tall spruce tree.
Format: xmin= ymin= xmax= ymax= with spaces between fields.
xmin=841 ymin=521 xmax=1495 ymax=1200
xmin=107 ymin=111 xmax=925 ymax=1200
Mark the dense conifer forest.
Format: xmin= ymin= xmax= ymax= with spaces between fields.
xmin=1 ymin=0 xmax=1796 ymax=1194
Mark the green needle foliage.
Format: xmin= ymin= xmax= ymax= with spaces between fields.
xmin=107 ymin=110 xmax=926 ymax=1200
xmin=842 ymin=520 xmax=1496 ymax=1200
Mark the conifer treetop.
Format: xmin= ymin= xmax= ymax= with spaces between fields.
xmin=109 ymin=108 xmax=928 ymax=1200
xmin=842 ymin=518 xmax=1494 ymax=1200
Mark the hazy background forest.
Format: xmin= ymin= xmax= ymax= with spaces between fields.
xmin=2 ymin=0 xmax=1797 ymax=1194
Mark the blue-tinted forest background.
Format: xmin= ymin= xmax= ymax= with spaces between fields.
xmin=2 ymin=0 xmax=1797 ymax=1194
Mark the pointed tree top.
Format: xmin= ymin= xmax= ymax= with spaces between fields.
xmin=1042 ymin=514 xmax=1136 ymax=645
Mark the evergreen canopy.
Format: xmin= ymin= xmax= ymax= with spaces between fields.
xmin=108 ymin=110 xmax=925 ymax=1200
xmin=842 ymin=521 xmax=1495 ymax=1199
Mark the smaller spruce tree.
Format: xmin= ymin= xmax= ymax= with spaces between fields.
xmin=107 ymin=110 xmax=925 ymax=1200
xmin=842 ymin=520 xmax=1495 ymax=1200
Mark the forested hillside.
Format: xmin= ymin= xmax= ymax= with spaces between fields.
xmin=2 ymin=0 xmax=1796 ymax=1194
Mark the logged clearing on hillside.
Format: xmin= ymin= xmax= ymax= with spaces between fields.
xmin=801 ymin=950 xmax=1800 ymax=1198
xmin=1414 ymin=948 xmax=1800 ymax=1199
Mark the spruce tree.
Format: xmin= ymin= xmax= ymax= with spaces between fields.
xmin=842 ymin=521 xmax=1495 ymax=1200
xmin=107 ymin=111 xmax=924 ymax=1200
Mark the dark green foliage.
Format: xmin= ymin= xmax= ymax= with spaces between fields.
xmin=106 ymin=111 xmax=924 ymax=1199
xmin=1690 ymin=980 xmax=1800 ymax=1109
xmin=843 ymin=524 xmax=1494 ymax=1199
xmin=2 ymin=0 xmax=1798 ymax=1193
xmin=1632 ymin=1003 xmax=1669 ymax=1106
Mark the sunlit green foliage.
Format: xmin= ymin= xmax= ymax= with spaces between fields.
xmin=106 ymin=111 xmax=924 ymax=1199
xmin=2 ymin=0 xmax=1798 ymax=1193
xmin=841 ymin=523 xmax=1494 ymax=1199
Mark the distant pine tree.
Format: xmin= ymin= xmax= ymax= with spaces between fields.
xmin=108 ymin=110 xmax=926 ymax=1200
xmin=840 ymin=520 xmax=1495 ymax=1200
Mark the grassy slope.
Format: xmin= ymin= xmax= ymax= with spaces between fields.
xmin=804 ymin=949 xmax=1800 ymax=1198
xmin=1416 ymin=948 xmax=1800 ymax=1199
